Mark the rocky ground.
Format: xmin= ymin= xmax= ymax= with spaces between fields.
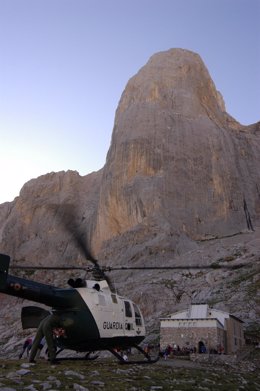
xmin=0 ymin=349 xmax=259 ymax=391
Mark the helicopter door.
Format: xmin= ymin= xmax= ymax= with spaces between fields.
xmin=124 ymin=300 xmax=135 ymax=336
xmin=133 ymin=303 xmax=143 ymax=327
xmin=21 ymin=306 xmax=51 ymax=329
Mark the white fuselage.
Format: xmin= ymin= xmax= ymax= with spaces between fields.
xmin=76 ymin=280 xmax=146 ymax=340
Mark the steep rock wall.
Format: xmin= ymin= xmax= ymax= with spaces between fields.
xmin=93 ymin=49 xmax=260 ymax=253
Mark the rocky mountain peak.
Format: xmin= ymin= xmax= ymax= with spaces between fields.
xmin=117 ymin=48 xmax=226 ymax=121
xmin=93 ymin=49 xmax=259 ymax=252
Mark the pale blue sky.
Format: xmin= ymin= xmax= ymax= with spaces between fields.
xmin=0 ymin=0 xmax=259 ymax=204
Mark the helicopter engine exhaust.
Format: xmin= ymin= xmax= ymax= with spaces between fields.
xmin=67 ymin=278 xmax=86 ymax=288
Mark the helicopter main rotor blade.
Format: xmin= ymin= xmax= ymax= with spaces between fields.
xmin=50 ymin=203 xmax=95 ymax=261
xmin=50 ymin=203 xmax=114 ymax=289
xmin=102 ymin=264 xmax=247 ymax=271
xmin=10 ymin=263 xmax=248 ymax=272
xmin=9 ymin=265 xmax=91 ymax=271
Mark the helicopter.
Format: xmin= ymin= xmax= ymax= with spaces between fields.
xmin=0 ymin=251 xmax=160 ymax=364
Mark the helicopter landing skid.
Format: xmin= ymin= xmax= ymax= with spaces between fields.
xmin=55 ymin=349 xmax=99 ymax=361
xmin=84 ymin=351 xmax=100 ymax=360
xmin=109 ymin=345 xmax=159 ymax=365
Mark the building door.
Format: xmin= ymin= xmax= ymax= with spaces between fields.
xmin=198 ymin=341 xmax=206 ymax=353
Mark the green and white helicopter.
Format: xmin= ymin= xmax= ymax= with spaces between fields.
xmin=0 ymin=251 xmax=159 ymax=364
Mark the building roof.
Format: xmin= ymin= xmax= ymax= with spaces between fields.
xmin=160 ymin=316 xmax=225 ymax=329
xmin=160 ymin=303 xmax=243 ymax=327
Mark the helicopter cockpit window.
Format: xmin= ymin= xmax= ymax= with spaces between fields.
xmin=124 ymin=301 xmax=132 ymax=317
xmin=133 ymin=303 xmax=142 ymax=326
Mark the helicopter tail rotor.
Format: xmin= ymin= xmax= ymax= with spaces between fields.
xmin=0 ymin=253 xmax=10 ymax=289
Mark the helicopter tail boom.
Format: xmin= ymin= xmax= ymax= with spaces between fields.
xmin=0 ymin=253 xmax=80 ymax=309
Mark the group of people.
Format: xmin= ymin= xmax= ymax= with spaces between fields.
xmin=160 ymin=344 xmax=198 ymax=359
xmin=19 ymin=313 xmax=65 ymax=365
xmin=160 ymin=342 xmax=225 ymax=359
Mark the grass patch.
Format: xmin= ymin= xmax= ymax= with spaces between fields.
xmin=0 ymin=357 xmax=259 ymax=390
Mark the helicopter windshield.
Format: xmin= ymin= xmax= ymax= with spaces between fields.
xmin=124 ymin=301 xmax=132 ymax=317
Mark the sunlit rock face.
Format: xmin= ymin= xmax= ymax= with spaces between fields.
xmin=93 ymin=48 xmax=260 ymax=253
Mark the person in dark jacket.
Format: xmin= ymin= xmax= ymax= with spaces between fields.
xmin=29 ymin=313 xmax=61 ymax=364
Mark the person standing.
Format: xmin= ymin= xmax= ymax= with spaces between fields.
xmin=19 ymin=336 xmax=33 ymax=359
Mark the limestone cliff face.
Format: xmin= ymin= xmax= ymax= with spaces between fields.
xmin=93 ymin=48 xmax=260 ymax=252
xmin=0 ymin=170 xmax=101 ymax=263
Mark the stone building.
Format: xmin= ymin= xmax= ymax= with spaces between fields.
xmin=160 ymin=304 xmax=244 ymax=355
